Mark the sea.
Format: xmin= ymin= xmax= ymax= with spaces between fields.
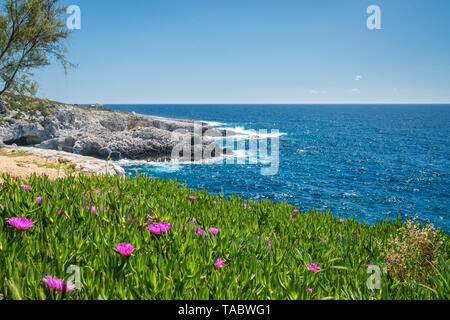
xmin=103 ymin=104 xmax=449 ymax=231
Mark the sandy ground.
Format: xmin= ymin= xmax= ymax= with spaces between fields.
xmin=0 ymin=147 xmax=69 ymax=180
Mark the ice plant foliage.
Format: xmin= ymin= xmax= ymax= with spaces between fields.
xmin=116 ymin=243 xmax=134 ymax=256
xmin=0 ymin=175 xmax=448 ymax=300
xmin=7 ymin=217 xmax=34 ymax=230
xmin=42 ymin=276 xmax=75 ymax=293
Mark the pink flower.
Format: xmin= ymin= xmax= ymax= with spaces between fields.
xmin=307 ymin=288 xmax=313 ymax=293
xmin=354 ymin=230 xmax=359 ymax=234
xmin=212 ymin=201 xmax=217 ymax=204
xmin=36 ymin=196 xmax=43 ymax=204
xmin=7 ymin=217 xmax=34 ymax=230
xmin=289 ymin=214 xmax=294 ymax=220
xmin=189 ymin=196 xmax=196 ymax=200
xmin=116 ymin=243 xmax=134 ymax=256
xmin=214 ymin=258 xmax=225 ymax=268
xmin=192 ymin=218 xmax=197 ymax=222
xmin=339 ymin=218 xmax=345 ymax=223
xmin=148 ymin=222 xmax=171 ymax=234
xmin=209 ymin=227 xmax=221 ymax=235
xmin=157 ymin=222 xmax=171 ymax=232
xmin=195 ymin=227 xmax=205 ymax=235
xmin=57 ymin=210 xmax=62 ymax=215
xmin=114 ymin=187 xmax=118 ymax=191
xmin=265 ymin=237 xmax=272 ymax=250
xmin=148 ymin=224 xmax=161 ymax=234
xmin=42 ymin=276 xmax=75 ymax=293
xmin=21 ymin=184 xmax=31 ymax=191
xmin=307 ymin=264 xmax=320 ymax=272
xmin=91 ymin=207 xmax=97 ymax=215
xmin=293 ymin=209 xmax=299 ymax=213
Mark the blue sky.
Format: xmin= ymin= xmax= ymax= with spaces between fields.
xmin=34 ymin=0 xmax=450 ymax=104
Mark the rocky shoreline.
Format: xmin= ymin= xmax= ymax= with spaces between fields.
xmin=0 ymin=96 xmax=233 ymax=165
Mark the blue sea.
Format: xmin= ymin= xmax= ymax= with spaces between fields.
xmin=105 ymin=104 xmax=449 ymax=231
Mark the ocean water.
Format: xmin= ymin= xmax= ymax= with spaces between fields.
xmin=105 ymin=104 xmax=449 ymax=231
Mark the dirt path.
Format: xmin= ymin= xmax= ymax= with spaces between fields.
xmin=0 ymin=148 xmax=70 ymax=179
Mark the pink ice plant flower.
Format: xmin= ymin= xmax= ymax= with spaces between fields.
xmin=189 ymin=196 xmax=196 ymax=200
xmin=307 ymin=288 xmax=313 ymax=293
xmin=42 ymin=276 xmax=75 ymax=293
xmin=209 ymin=227 xmax=221 ymax=235
xmin=116 ymin=243 xmax=134 ymax=256
xmin=148 ymin=221 xmax=171 ymax=234
xmin=339 ymin=218 xmax=345 ymax=223
xmin=289 ymin=214 xmax=294 ymax=220
xmin=265 ymin=237 xmax=272 ymax=250
xmin=57 ymin=210 xmax=62 ymax=215
xmin=7 ymin=217 xmax=34 ymax=230
xmin=293 ymin=209 xmax=299 ymax=213
xmin=36 ymin=196 xmax=43 ymax=204
xmin=194 ymin=227 xmax=205 ymax=235
xmin=214 ymin=258 xmax=225 ymax=268
xmin=307 ymin=264 xmax=320 ymax=272
xmin=20 ymin=184 xmax=31 ymax=190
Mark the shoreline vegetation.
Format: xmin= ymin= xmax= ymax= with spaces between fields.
xmin=0 ymin=96 xmax=449 ymax=300
xmin=0 ymin=173 xmax=448 ymax=300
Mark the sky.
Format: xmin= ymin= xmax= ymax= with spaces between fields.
xmin=33 ymin=0 xmax=450 ymax=104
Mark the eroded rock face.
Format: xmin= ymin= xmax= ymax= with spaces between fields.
xmin=0 ymin=103 xmax=232 ymax=162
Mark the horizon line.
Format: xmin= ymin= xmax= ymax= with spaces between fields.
xmin=75 ymin=102 xmax=450 ymax=106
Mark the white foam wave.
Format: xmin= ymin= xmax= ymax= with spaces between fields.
xmin=216 ymin=126 xmax=287 ymax=140
xmin=203 ymin=121 xmax=225 ymax=127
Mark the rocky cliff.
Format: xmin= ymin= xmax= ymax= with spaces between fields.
xmin=0 ymin=96 xmax=231 ymax=162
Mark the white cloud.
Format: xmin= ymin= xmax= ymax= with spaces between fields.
xmin=354 ymin=75 xmax=363 ymax=81
xmin=310 ymin=90 xmax=328 ymax=95
xmin=351 ymin=88 xmax=361 ymax=93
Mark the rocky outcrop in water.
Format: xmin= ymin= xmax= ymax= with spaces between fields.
xmin=0 ymin=101 xmax=233 ymax=161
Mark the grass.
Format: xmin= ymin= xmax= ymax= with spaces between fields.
xmin=15 ymin=160 xmax=75 ymax=172
xmin=0 ymin=150 xmax=30 ymax=158
xmin=0 ymin=93 xmax=117 ymax=119
xmin=1 ymin=93 xmax=61 ymax=117
xmin=0 ymin=173 xmax=448 ymax=300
